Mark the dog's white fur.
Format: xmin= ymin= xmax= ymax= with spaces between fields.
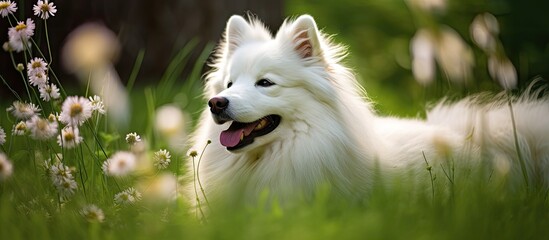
xmin=187 ymin=15 xmax=549 ymax=205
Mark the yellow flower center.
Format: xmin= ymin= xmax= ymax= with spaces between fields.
xmin=86 ymin=211 xmax=98 ymax=220
xmin=70 ymin=103 xmax=83 ymax=117
xmin=15 ymin=123 xmax=26 ymax=131
xmin=64 ymin=132 xmax=75 ymax=142
xmin=15 ymin=23 xmax=27 ymax=32
xmin=0 ymin=2 xmax=10 ymax=10
xmin=117 ymin=159 xmax=127 ymax=169
xmin=37 ymin=119 xmax=48 ymax=131
xmin=32 ymin=61 xmax=42 ymax=69
xmin=40 ymin=4 xmax=50 ymax=12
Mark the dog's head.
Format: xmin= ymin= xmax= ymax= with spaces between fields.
xmin=205 ymin=15 xmax=346 ymax=152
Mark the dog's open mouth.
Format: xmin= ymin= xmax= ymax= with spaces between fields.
xmin=220 ymin=115 xmax=281 ymax=150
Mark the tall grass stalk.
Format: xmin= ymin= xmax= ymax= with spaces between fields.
xmin=191 ymin=153 xmax=207 ymax=221
xmin=126 ymin=49 xmax=146 ymax=93
xmin=507 ymin=91 xmax=529 ymax=190
xmin=196 ymin=140 xmax=211 ymax=209
xmin=422 ymin=151 xmax=435 ymax=200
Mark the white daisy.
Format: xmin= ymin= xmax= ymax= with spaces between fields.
xmin=125 ymin=132 xmax=141 ymax=146
xmin=39 ymin=83 xmax=60 ymax=102
xmin=7 ymin=101 xmax=40 ymax=120
xmin=33 ymin=0 xmax=57 ymax=20
xmin=8 ymin=18 xmax=35 ymax=52
xmin=0 ymin=1 xmax=17 ymax=18
xmin=56 ymin=176 xmax=77 ymax=198
xmin=26 ymin=115 xmax=58 ymax=140
xmin=48 ymin=160 xmax=73 ymax=183
xmin=80 ymin=204 xmax=104 ymax=223
xmin=57 ymin=126 xmax=83 ymax=149
xmin=114 ymin=187 xmax=142 ymax=205
xmin=46 ymin=160 xmax=78 ymax=198
xmin=102 ymin=151 xmax=136 ymax=177
xmin=0 ymin=127 xmax=5 ymax=145
xmin=12 ymin=121 xmax=27 ymax=135
xmin=0 ymin=153 xmax=13 ymax=180
xmin=27 ymin=57 xmax=48 ymax=76
xmin=29 ymin=71 xmax=48 ymax=87
xmin=488 ymin=56 xmax=517 ymax=90
xmin=153 ymin=149 xmax=171 ymax=170
xmin=59 ymin=96 xmax=92 ymax=126
xmin=7 ymin=36 xmax=31 ymax=53
xmin=88 ymin=95 xmax=106 ymax=114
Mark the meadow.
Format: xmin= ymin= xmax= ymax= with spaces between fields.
xmin=1 ymin=0 xmax=549 ymax=239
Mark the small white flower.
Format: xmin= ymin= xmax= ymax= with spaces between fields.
xmin=8 ymin=18 xmax=35 ymax=52
xmin=88 ymin=95 xmax=106 ymax=114
xmin=80 ymin=204 xmax=105 ymax=223
xmin=125 ymin=132 xmax=141 ymax=145
xmin=33 ymin=0 xmax=57 ymax=20
xmin=56 ymin=176 xmax=78 ymax=198
xmin=39 ymin=83 xmax=61 ymax=102
xmin=155 ymin=105 xmax=187 ymax=143
xmin=0 ymin=153 xmax=13 ymax=180
xmin=46 ymin=160 xmax=78 ymax=198
xmin=411 ymin=29 xmax=436 ymax=85
xmin=57 ymin=126 xmax=83 ymax=149
xmin=434 ymin=26 xmax=474 ymax=83
xmin=488 ymin=56 xmax=517 ymax=90
xmin=27 ymin=57 xmax=48 ymax=76
xmin=7 ymin=101 xmax=40 ymax=120
xmin=12 ymin=121 xmax=27 ymax=135
xmin=7 ymin=36 xmax=31 ymax=53
xmin=59 ymin=96 xmax=92 ymax=126
xmin=29 ymin=71 xmax=49 ymax=87
xmin=153 ymin=149 xmax=171 ymax=170
xmin=102 ymin=151 xmax=136 ymax=177
xmin=114 ymin=187 xmax=142 ymax=205
xmin=0 ymin=1 xmax=17 ymax=18
xmin=407 ymin=0 xmax=446 ymax=12
xmin=48 ymin=160 xmax=73 ymax=183
xmin=0 ymin=127 xmax=5 ymax=145
xmin=26 ymin=116 xmax=58 ymax=140
xmin=470 ymin=13 xmax=499 ymax=53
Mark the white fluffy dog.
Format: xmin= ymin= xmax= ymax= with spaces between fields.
xmin=187 ymin=14 xmax=549 ymax=205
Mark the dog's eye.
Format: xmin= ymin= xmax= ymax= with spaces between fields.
xmin=256 ymin=79 xmax=274 ymax=87
xmin=227 ymin=82 xmax=233 ymax=88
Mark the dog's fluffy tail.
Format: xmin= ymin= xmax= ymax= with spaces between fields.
xmin=426 ymin=79 xmax=549 ymax=187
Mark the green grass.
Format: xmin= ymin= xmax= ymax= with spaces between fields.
xmin=2 ymin=1 xmax=549 ymax=239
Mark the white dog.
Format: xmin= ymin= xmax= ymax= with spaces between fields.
xmin=187 ymin=14 xmax=549 ymax=206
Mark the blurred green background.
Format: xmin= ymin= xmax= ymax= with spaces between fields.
xmin=2 ymin=0 xmax=548 ymax=117
xmin=287 ymin=0 xmax=549 ymax=115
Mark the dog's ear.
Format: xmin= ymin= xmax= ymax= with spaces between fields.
xmin=290 ymin=15 xmax=322 ymax=59
xmin=225 ymin=15 xmax=253 ymax=56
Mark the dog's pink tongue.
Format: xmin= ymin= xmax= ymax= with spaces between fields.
xmin=220 ymin=121 xmax=259 ymax=147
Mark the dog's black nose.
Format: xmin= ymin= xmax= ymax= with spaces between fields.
xmin=208 ymin=96 xmax=229 ymax=114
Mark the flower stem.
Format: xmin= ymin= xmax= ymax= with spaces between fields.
xmin=196 ymin=141 xmax=211 ymax=208
xmin=44 ymin=20 xmax=53 ymax=64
